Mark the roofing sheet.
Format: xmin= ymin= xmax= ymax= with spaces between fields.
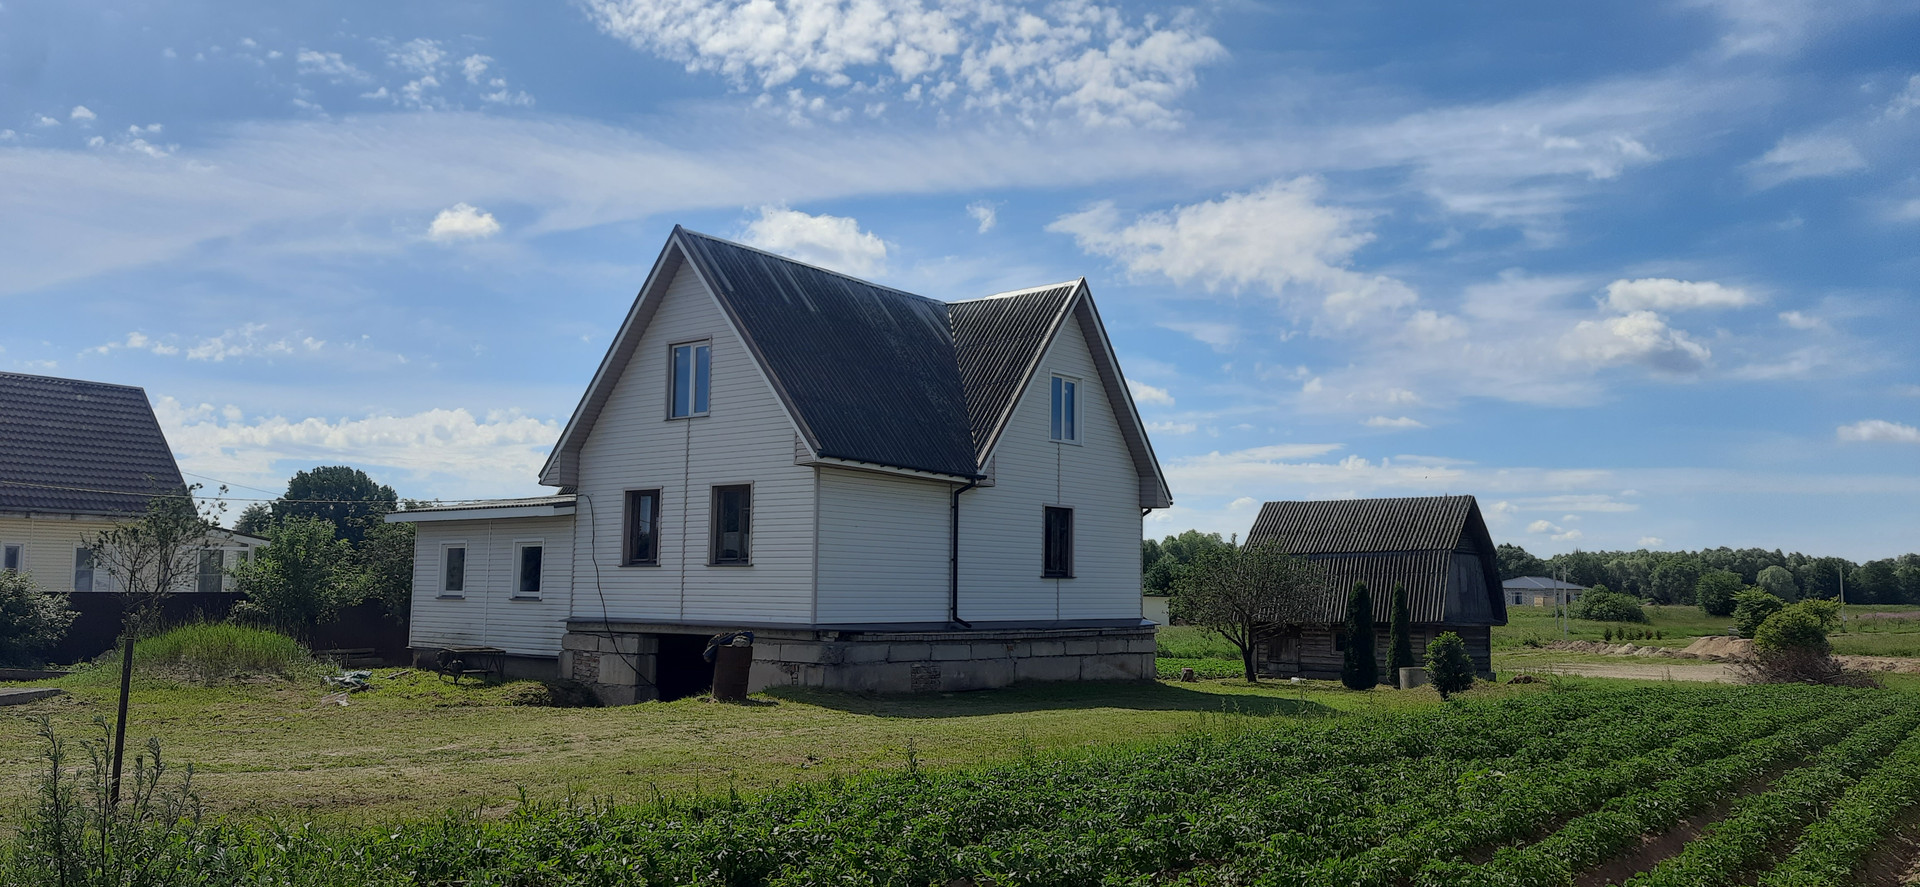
xmin=948 ymin=286 xmax=1077 ymax=458
xmin=0 ymin=372 xmax=185 ymax=515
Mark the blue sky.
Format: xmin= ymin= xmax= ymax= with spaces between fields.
xmin=4 ymin=0 xmax=1919 ymax=559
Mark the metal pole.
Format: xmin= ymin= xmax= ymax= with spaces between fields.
xmin=109 ymin=633 xmax=133 ymax=806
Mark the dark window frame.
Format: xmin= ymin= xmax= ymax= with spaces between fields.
xmin=622 ymin=488 xmax=663 ymax=566
xmin=73 ymin=548 xmax=95 ymax=592
xmin=442 ymin=544 xmax=467 ymax=596
xmin=515 ymin=542 xmax=544 ymax=597
xmin=1042 ymin=506 xmax=1074 ymax=578
xmin=3 ymin=543 xmax=22 ymax=572
xmin=668 ymin=339 xmax=713 ymax=419
xmin=708 ymin=484 xmax=753 ymax=566
xmin=196 ymin=549 xmax=224 ymax=595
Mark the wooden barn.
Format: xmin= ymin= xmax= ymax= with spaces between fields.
xmin=1243 ymin=495 xmax=1505 ymax=680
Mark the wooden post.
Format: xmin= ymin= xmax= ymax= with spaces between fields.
xmin=109 ymin=634 xmax=133 ymax=806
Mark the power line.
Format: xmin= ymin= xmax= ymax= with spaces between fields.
xmin=0 ymin=478 xmax=448 ymax=506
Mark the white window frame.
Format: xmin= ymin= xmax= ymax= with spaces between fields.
xmin=668 ymin=339 xmax=713 ymax=419
xmin=440 ymin=542 xmax=468 ymax=598
xmin=2 ymin=542 xmax=23 ymax=573
xmin=513 ymin=539 xmax=546 ymax=599
xmin=1049 ymin=373 xmax=1081 ymax=444
xmin=196 ymin=549 xmax=226 ymax=595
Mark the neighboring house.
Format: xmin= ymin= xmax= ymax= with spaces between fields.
xmin=393 ymin=227 xmax=1172 ymax=702
xmin=1503 ymin=576 xmax=1586 ymax=608
xmin=1242 ymin=495 xmax=1505 ymax=679
xmin=0 ymin=372 xmax=263 ymax=660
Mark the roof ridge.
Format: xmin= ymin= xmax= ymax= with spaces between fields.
xmin=950 ymin=280 xmax=1083 ymax=304
xmin=0 ymin=370 xmax=148 ymax=392
xmin=674 ymin=226 xmax=942 ymax=306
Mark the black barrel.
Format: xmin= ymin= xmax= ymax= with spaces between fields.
xmin=712 ymin=643 xmax=752 ymax=701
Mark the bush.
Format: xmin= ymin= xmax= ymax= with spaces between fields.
xmin=1571 ymin=589 xmax=1648 ymax=624
xmin=1731 ymin=589 xmax=1786 ymax=638
xmin=0 ymin=572 xmax=73 ymax=667
xmin=1695 ymin=569 xmax=1744 ymax=617
xmin=1425 ymin=632 xmax=1476 ymax=700
xmin=110 ymin=623 xmax=314 ymax=684
xmin=1753 ymin=601 xmax=1838 ymax=655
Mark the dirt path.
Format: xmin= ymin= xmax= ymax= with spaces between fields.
xmin=1523 ymin=662 xmax=1737 ymax=683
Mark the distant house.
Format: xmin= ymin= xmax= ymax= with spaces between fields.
xmin=1242 ymin=495 xmax=1505 ymax=679
xmin=0 ymin=372 xmax=263 ymax=660
xmin=1503 ymin=576 xmax=1586 ymax=608
xmin=392 ymin=227 xmax=1171 ymax=702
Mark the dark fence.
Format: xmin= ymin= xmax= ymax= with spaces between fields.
xmin=46 ymin=593 xmax=409 ymax=666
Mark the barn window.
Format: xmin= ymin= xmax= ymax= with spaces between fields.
xmin=442 ymin=545 xmax=466 ymax=595
xmin=73 ymin=548 xmax=95 ymax=592
xmin=1042 ymin=506 xmax=1074 ymax=578
xmin=670 ymin=341 xmax=711 ymax=418
xmin=1049 ymin=375 xmax=1079 ymax=442
xmin=624 ymin=489 xmax=662 ymax=566
xmin=710 ymin=485 xmax=752 ymax=565
xmin=517 ymin=544 xmax=544 ymax=597
xmin=197 ymin=550 xmax=224 ymax=594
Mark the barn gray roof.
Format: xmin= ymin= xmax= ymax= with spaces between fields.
xmin=540 ymin=228 xmax=1171 ymax=506
xmin=0 ymin=372 xmax=185 ymax=515
xmin=1246 ymin=495 xmax=1505 ymax=625
xmin=1504 ymin=576 xmax=1586 ymax=591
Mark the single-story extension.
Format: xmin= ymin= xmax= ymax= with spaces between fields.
xmin=1503 ymin=576 xmax=1586 ymax=607
xmin=1242 ymin=495 xmax=1505 ymax=679
xmin=392 ymin=226 xmax=1172 ymax=703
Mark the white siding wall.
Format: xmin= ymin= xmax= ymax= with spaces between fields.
xmin=814 ymin=467 xmax=953 ymax=623
xmin=956 ymin=309 xmax=1144 ymax=622
xmin=408 ymin=515 xmax=573 ymax=656
xmin=0 ymin=514 xmax=257 ymax=595
xmin=571 ymin=262 xmax=817 ymax=625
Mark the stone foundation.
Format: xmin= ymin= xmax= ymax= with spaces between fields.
xmin=560 ymin=621 xmax=1156 ymax=705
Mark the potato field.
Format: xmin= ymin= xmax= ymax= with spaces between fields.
xmin=9 ymin=683 xmax=1920 ymax=886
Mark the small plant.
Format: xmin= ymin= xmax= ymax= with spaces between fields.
xmin=1604 ymin=628 xmax=1613 ymax=642
xmin=7 ymin=717 xmax=205 ymax=886
xmin=1425 ymin=632 xmax=1476 ymax=700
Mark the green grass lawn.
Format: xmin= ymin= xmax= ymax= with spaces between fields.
xmin=0 ymin=666 xmax=1493 ymax=824
xmin=1493 ymin=602 xmax=1920 ymax=656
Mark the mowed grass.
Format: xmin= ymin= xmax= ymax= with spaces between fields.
xmin=1494 ymin=602 xmax=1920 ymax=657
xmin=0 ymin=665 xmax=1488 ymax=824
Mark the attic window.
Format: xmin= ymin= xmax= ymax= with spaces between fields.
xmin=1049 ymin=375 xmax=1079 ymax=443
xmin=670 ymin=341 xmax=711 ymax=418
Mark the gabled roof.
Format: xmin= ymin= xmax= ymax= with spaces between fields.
xmin=1245 ymin=495 xmax=1505 ymax=625
xmin=541 ymin=227 xmax=1172 ymax=507
xmin=1503 ymin=576 xmax=1586 ymax=591
xmin=0 ymin=372 xmax=185 ymax=515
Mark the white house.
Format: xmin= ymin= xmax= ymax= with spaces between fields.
xmin=393 ymin=227 xmax=1172 ymax=702
xmin=0 ymin=372 xmax=263 ymax=659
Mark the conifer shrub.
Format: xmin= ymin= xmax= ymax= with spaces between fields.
xmin=1426 ymin=632 xmax=1476 ymax=700
xmin=1340 ymin=582 xmax=1378 ymax=690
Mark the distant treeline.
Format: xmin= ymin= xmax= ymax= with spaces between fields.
xmin=1142 ymin=530 xmax=1920 ymax=606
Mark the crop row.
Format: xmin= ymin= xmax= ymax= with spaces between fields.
xmin=1166 ymin=689 xmax=1854 ymax=886
xmin=1622 ymin=703 xmax=1920 ymax=886
xmin=1417 ymin=694 xmax=1907 ymax=887
xmin=1755 ymin=724 xmax=1920 ymax=887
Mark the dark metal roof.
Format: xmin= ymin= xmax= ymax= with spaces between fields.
xmin=0 ymin=372 xmax=185 ymax=515
xmin=1503 ymin=576 xmax=1586 ymax=591
xmin=677 ymin=229 xmax=982 ymax=479
xmin=1246 ymin=495 xmax=1506 ymax=626
xmin=948 ymin=285 xmax=1077 ymax=458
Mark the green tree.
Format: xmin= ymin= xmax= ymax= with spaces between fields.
xmin=1694 ymin=569 xmax=1744 ymax=617
xmin=345 ymin=517 xmax=417 ymax=624
xmin=1731 ymin=588 xmax=1786 ymax=638
xmin=1649 ymin=558 xmax=1704 ymax=605
xmin=1753 ymin=602 xmax=1835 ymax=655
xmin=1425 ymin=632 xmax=1476 ymax=700
xmin=85 ymin=484 xmax=229 ymax=632
xmin=1755 ymin=564 xmax=1797 ymax=601
xmin=1143 ymin=555 xmax=1182 ymax=596
xmin=0 ymin=571 xmax=74 ymax=666
xmin=1496 ymin=544 xmax=1546 ymax=580
xmin=1849 ymin=560 xmax=1901 ymax=604
xmin=230 ymin=517 xmax=353 ymax=638
xmin=272 ymin=466 xmax=397 ymax=546
xmin=233 ymin=503 xmax=273 ymax=537
xmin=1340 ymin=582 xmax=1378 ymax=690
xmin=1170 ymin=543 xmax=1321 ymax=682
xmin=1386 ymin=582 xmax=1414 ymax=680
xmin=1795 ymin=556 xmax=1851 ymax=601
xmin=1547 ymin=550 xmax=1611 ymax=589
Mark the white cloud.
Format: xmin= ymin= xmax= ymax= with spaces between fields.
xmin=185 ymin=324 xmax=309 ymax=361
xmin=1527 ymin=519 xmax=1556 ymax=533
xmin=1778 ymin=310 xmax=1826 ymax=331
xmin=1560 ymin=311 xmax=1711 ymax=374
xmin=155 ymin=398 xmax=560 ymax=498
xmin=461 ymin=54 xmax=492 ymax=85
xmin=1147 ymin=420 xmax=1196 ymax=435
xmin=1362 ymin=416 xmax=1426 ymax=430
xmin=1552 ymin=529 xmax=1584 ymax=542
xmin=1637 ymin=536 xmax=1665 ymax=548
xmin=35 ymin=115 xmax=59 ymax=127
xmin=69 ymin=106 xmax=96 ymax=121
xmin=390 ymin=38 xmax=447 ymax=74
xmin=1886 ymin=74 xmax=1920 ymax=120
xmin=966 ymin=200 xmax=997 ymax=233
xmin=1157 ymin=320 xmax=1239 ymax=351
xmin=1127 ymin=379 xmax=1173 ymax=406
xmin=1050 ymin=178 xmax=1419 ymax=330
xmin=1748 ymin=133 xmax=1867 ymax=187
xmin=1837 ymin=419 xmax=1920 ymax=444
xmin=740 ymin=206 xmax=888 ymax=277
xmin=1603 ymin=278 xmax=1753 ymax=312
xmin=428 ymin=203 xmax=502 ymax=242
xmin=579 ymin=0 xmax=1225 ymax=128
xmin=296 ymin=49 xmax=371 ymax=83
